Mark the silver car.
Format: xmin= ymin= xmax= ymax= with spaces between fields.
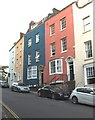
xmin=11 ymin=82 xmax=30 ymax=93
xmin=70 ymin=86 xmax=95 ymax=106
xmin=0 ymin=80 xmax=9 ymax=88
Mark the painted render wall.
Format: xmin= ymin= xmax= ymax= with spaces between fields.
xmin=44 ymin=4 xmax=75 ymax=84
xmin=15 ymin=36 xmax=24 ymax=83
xmin=23 ymin=23 xmax=45 ymax=85
xmin=72 ymin=2 xmax=94 ymax=86
xmin=9 ymin=46 xmax=15 ymax=87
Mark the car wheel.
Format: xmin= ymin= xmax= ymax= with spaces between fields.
xmin=51 ymin=93 xmax=55 ymax=99
xmin=38 ymin=91 xmax=41 ymax=97
xmin=11 ymin=87 xmax=14 ymax=91
xmin=18 ymin=89 xmax=21 ymax=93
xmin=72 ymin=96 xmax=78 ymax=104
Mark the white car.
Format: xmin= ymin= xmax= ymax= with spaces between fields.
xmin=11 ymin=82 xmax=30 ymax=93
xmin=70 ymin=86 xmax=95 ymax=106
xmin=0 ymin=80 xmax=9 ymax=88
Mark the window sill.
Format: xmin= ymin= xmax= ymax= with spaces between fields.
xmin=60 ymin=28 xmax=66 ymax=32
xmin=61 ymin=50 xmax=67 ymax=54
xmin=50 ymin=33 xmax=55 ymax=37
xmin=50 ymin=55 xmax=56 ymax=58
xmin=84 ymin=57 xmax=93 ymax=61
xmin=82 ymin=30 xmax=91 ymax=34
xmin=49 ymin=72 xmax=63 ymax=75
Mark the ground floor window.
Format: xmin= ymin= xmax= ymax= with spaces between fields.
xmin=18 ymin=72 xmax=22 ymax=81
xmin=49 ymin=59 xmax=62 ymax=75
xmin=27 ymin=66 xmax=37 ymax=79
xmin=86 ymin=66 xmax=95 ymax=84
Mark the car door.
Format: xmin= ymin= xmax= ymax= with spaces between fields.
xmin=83 ymin=88 xmax=94 ymax=105
xmin=76 ymin=88 xmax=86 ymax=104
xmin=43 ymin=86 xmax=52 ymax=98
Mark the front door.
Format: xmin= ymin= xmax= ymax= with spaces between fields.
xmin=39 ymin=70 xmax=44 ymax=86
xmin=69 ymin=62 xmax=74 ymax=81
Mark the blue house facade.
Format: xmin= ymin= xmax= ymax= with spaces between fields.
xmin=23 ymin=22 xmax=45 ymax=86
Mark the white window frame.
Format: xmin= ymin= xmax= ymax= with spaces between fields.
xmin=60 ymin=17 xmax=66 ymax=31
xmin=36 ymin=33 xmax=40 ymax=43
xmin=35 ymin=50 xmax=40 ymax=62
xmin=28 ymin=54 xmax=31 ymax=65
xmin=27 ymin=66 xmax=37 ymax=79
xmin=83 ymin=16 xmax=90 ymax=33
xmin=85 ymin=40 xmax=92 ymax=59
xmin=28 ymin=38 xmax=32 ymax=47
xmin=50 ymin=24 xmax=55 ymax=36
xmin=49 ymin=59 xmax=63 ymax=75
xmin=50 ymin=42 xmax=55 ymax=57
xmin=86 ymin=67 xmax=95 ymax=79
xmin=18 ymin=72 xmax=22 ymax=81
xmin=61 ymin=37 xmax=67 ymax=52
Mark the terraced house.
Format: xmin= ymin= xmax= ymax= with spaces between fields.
xmin=15 ymin=33 xmax=24 ymax=83
xmin=44 ymin=3 xmax=75 ymax=84
xmin=72 ymin=0 xmax=95 ymax=86
xmin=9 ymin=0 xmax=95 ymax=88
xmin=9 ymin=33 xmax=24 ymax=87
xmin=23 ymin=20 xmax=45 ymax=86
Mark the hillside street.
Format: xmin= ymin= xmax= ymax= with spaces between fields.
xmin=1 ymin=88 xmax=95 ymax=119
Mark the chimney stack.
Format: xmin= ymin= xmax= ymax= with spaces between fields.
xmin=20 ymin=32 xmax=24 ymax=39
xmin=52 ymin=8 xmax=59 ymax=14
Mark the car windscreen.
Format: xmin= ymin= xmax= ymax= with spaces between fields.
xmin=51 ymin=86 xmax=63 ymax=92
xmin=18 ymin=83 xmax=27 ymax=86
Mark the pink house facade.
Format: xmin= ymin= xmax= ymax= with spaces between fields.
xmin=44 ymin=3 xmax=75 ymax=84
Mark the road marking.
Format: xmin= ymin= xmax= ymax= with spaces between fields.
xmin=0 ymin=101 xmax=21 ymax=120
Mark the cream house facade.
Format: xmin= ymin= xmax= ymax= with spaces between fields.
xmin=14 ymin=33 xmax=24 ymax=83
xmin=73 ymin=0 xmax=95 ymax=86
xmin=9 ymin=33 xmax=24 ymax=87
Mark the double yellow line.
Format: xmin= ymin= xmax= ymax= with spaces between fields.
xmin=0 ymin=101 xmax=20 ymax=120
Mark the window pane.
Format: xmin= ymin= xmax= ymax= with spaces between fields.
xmin=51 ymin=42 xmax=55 ymax=56
xmin=27 ymin=66 xmax=37 ymax=79
xmin=28 ymin=38 xmax=32 ymax=47
xmin=35 ymin=50 xmax=40 ymax=62
xmin=61 ymin=37 xmax=67 ymax=52
xmin=85 ymin=41 xmax=92 ymax=58
xmin=49 ymin=59 xmax=62 ymax=74
xmin=60 ymin=17 xmax=66 ymax=30
xmin=51 ymin=61 xmax=56 ymax=74
xmin=28 ymin=54 xmax=31 ymax=65
xmin=57 ymin=59 xmax=62 ymax=72
xmin=83 ymin=16 xmax=90 ymax=32
xmin=50 ymin=24 xmax=55 ymax=36
xmin=36 ymin=33 xmax=40 ymax=43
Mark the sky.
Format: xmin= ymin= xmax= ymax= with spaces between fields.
xmin=0 ymin=0 xmax=74 ymax=66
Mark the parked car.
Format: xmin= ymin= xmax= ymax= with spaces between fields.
xmin=37 ymin=85 xmax=69 ymax=100
xmin=70 ymin=86 xmax=95 ymax=106
xmin=0 ymin=80 xmax=9 ymax=88
xmin=11 ymin=82 xmax=30 ymax=93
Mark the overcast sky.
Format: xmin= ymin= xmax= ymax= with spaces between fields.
xmin=0 ymin=0 xmax=74 ymax=66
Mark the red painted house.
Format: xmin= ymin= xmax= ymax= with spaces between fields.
xmin=44 ymin=3 xmax=75 ymax=84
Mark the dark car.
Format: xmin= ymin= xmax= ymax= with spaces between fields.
xmin=37 ymin=85 xmax=69 ymax=100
